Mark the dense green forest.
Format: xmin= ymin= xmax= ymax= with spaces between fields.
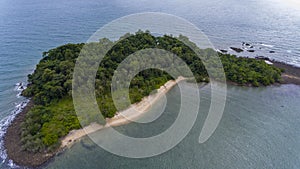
xmin=20 ymin=31 xmax=282 ymax=153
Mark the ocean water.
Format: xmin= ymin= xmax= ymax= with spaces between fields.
xmin=0 ymin=0 xmax=299 ymax=168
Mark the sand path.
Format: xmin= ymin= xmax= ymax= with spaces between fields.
xmin=61 ymin=76 xmax=186 ymax=148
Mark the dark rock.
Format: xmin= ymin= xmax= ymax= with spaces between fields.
xmin=230 ymin=47 xmax=243 ymax=53
xmin=220 ymin=49 xmax=228 ymax=53
xmin=247 ymin=50 xmax=255 ymax=53
xmin=242 ymin=42 xmax=251 ymax=46
xmin=269 ymin=51 xmax=275 ymax=53
xmin=255 ymin=56 xmax=270 ymax=61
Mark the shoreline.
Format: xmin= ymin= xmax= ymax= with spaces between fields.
xmin=4 ymin=76 xmax=186 ymax=168
xmin=60 ymin=76 xmax=186 ymax=148
xmin=4 ymin=100 xmax=57 ymax=167
xmin=272 ymin=61 xmax=300 ymax=85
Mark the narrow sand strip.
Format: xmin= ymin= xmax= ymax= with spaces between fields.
xmin=61 ymin=76 xmax=186 ymax=148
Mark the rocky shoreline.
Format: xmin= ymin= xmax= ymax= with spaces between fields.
xmin=272 ymin=61 xmax=300 ymax=85
xmin=4 ymin=60 xmax=300 ymax=168
xmin=4 ymin=101 xmax=58 ymax=168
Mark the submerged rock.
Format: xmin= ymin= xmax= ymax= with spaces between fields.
xmin=220 ymin=49 xmax=228 ymax=53
xmin=230 ymin=47 xmax=243 ymax=53
xmin=247 ymin=50 xmax=255 ymax=53
xmin=255 ymin=56 xmax=270 ymax=61
xmin=242 ymin=42 xmax=254 ymax=48
xmin=242 ymin=42 xmax=251 ymax=46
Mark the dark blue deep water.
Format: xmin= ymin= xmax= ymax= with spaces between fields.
xmin=0 ymin=0 xmax=299 ymax=168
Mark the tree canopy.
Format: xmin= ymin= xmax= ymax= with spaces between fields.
xmin=21 ymin=31 xmax=282 ymax=153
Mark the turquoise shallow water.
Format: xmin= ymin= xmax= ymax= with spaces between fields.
xmin=0 ymin=0 xmax=300 ymax=168
xmin=44 ymin=83 xmax=300 ymax=169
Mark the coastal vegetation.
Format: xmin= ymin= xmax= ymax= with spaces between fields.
xmin=221 ymin=54 xmax=283 ymax=86
xmin=20 ymin=31 xmax=282 ymax=153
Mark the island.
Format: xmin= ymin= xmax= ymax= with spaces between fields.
xmin=5 ymin=31 xmax=299 ymax=168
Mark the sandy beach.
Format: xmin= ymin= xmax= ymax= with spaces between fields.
xmin=61 ymin=61 xmax=300 ymax=149
xmin=61 ymin=76 xmax=186 ymax=148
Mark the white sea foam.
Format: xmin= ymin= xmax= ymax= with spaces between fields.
xmin=14 ymin=82 xmax=27 ymax=92
xmin=0 ymin=82 xmax=29 ymax=168
xmin=260 ymin=43 xmax=274 ymax=48
xmin=8 ymin=159 xmax=19 ymax=168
